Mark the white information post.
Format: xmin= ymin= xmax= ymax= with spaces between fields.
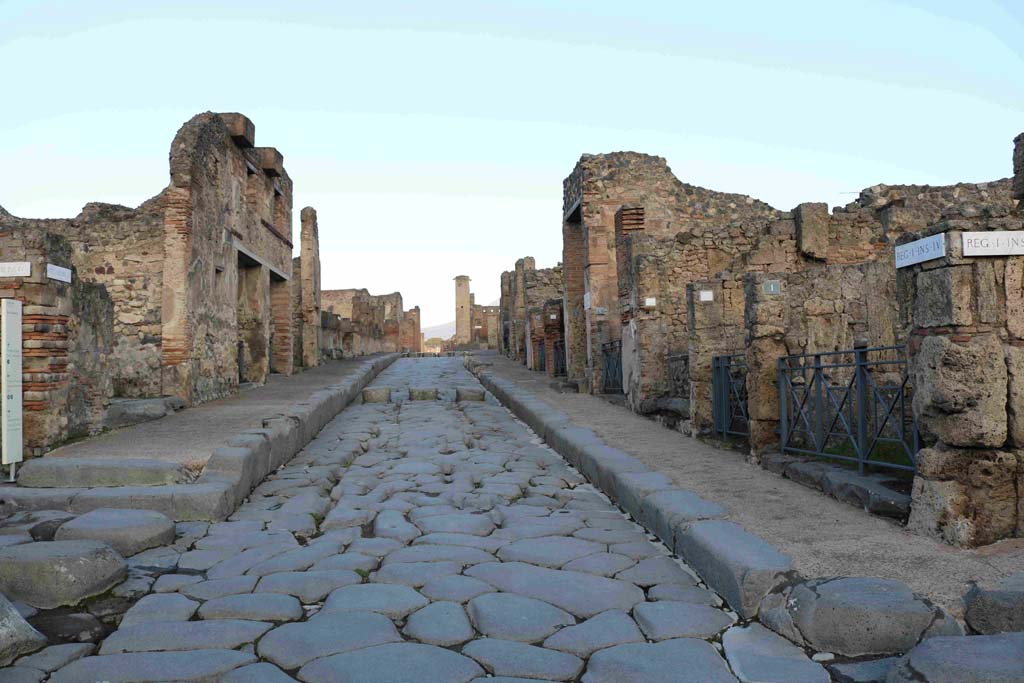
xmin=2 ymin=299 xmax=23 ymax=480
xmin=962 ymin=231 xmax=1024 ymax=257
xmin=895 ymin=233 xmax=946 ymax=269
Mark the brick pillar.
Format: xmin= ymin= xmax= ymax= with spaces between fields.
xmin=687 ymin=277 xmax=745 ymax=436
xmin=899 ymin=222 xmax=1024 ymax=546
xmin=270 ymin=277 xmax=294 ymax=375
xmin=562 ymin=219 xmax=586 ymax=382
xmin=299 ymin=207 xmax=321 ymax=368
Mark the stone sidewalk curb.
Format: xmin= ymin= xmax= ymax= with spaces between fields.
xmin=468 ymin=361 xmax=798 ymax=619
xmin=0 ymin=354 xmax=399 ymax=522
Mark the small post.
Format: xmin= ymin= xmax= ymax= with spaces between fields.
xmin=854 ymin=341 xmax=869 ymax=474
xmin=777 ymin=357 xmax=788 ymax=452
xmin=813 ymin=354 xmax=824 ymax=452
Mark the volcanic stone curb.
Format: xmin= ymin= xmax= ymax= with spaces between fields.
xmin=0 ymin=354 xmax=399 ymax=521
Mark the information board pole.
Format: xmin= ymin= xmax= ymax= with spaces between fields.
xmin=2 ymin=299 xmax=23 ymax=482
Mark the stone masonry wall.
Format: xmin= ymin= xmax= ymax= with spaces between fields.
xmin=687 ymin=277 xmax=746 ymax=435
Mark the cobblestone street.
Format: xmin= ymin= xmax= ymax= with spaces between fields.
xmin=27 ymin=356 xmax=802 ymax=682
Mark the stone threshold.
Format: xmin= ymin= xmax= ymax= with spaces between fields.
xmin=0 ymin=354 xmax=400 ymax=522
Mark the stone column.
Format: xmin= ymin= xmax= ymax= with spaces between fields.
xmin=299 ymin=207 xmax=321 ymax=368
xmin=899 ymin=219 xmax=1023 ymax=546
xmin=454 ymin=275 xmax=471 ymax=345
xmin=687 ymin=277 xmax=745 ymax=436
xmin=743 ymin=273 xmax=789 ymax=457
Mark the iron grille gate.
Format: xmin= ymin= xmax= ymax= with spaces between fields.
xmin=712 ymin=354 xmax=749 ymax=438
xmin=553 ymin=340 xmax=567 ymax=377
xmin=667 ymin=353 xmax=690 ymax=398
xmin=601 ymin=340 xmax=623 ymax=394
xmin=778 ymin=343 xmax=918 ymax=473
xmin=536 ymin=342 xmax=546 ymax=372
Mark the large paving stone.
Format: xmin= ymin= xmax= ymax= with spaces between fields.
xmin=563 ymin=552 xmax=636 ymax=577
xmin=886 ymin=633 xmax=1024 ymax=683
xmin=828 ymin=657 xmax=898 ymax=683
xmin=421 ymin=574 xmax=497 ymax=603
xmin=462 ymin=638 xmax=583 ymax=682
xmin=17 ymin=458 xmax=187 ymax=488
xmin=676 ymin=520 xmax=795 ymax=619
xmin=0 ymin=540 xmax=127 ymax=609
xmin=781 ymin=577 xmax=962 ymax=656
xmin=221 ymin=662 xmax=297 ymax=683
xmin=497 ymin=536 xmax=604 ymax=568
xmin=258 ymin=611 xmax=401 ymax=669
xmin=582 ymin=638 xmax=738 ymax=683
xmin=542 ymin=609 xmax=644 ymax=658
xmin=615 ymin=556 xmax=697 ymax=587
xmin=633 ymin=601 xmax=735 ymax=640
xmin=404 ymin=601 xmax=475 ymax=646
xmin=100 ymin=619 xmax=272 ymax=653
xmin=256 ymin=569 xmax=362 ymax=602
xmin=466 ymin=562 xmax=644 ymax=618
xmin=54 ymin=508 xmax=174 ymax=556
xmin=639 ymin=489 xmax=725 ymax=548
xmin=722 ymin=624 xmax=829 ymax=683
xmin=321 ymin=583 xmax=429 ymax=619
xmin=0 ymin=666 xmax=43 ymax=682
xmin=197 ymin=593 xmax=303 ymax=622
xmin=383 ymin=544 xmax=496 ymax=567
xmin=12 ymin=643 xmax=93 ymax=673
xmin=648 ymin=583 xmax=722 ymax=606
xmin=964 ymin=570 xmax=1024 ymax=634
xmin=416 ymin=513 xmax=496 ymax=536
xmin=119 ymin=593 xmax=199 ymax=627
xmin=0 ymin=593 xmax=46 ymax=666
xmin=468 ymin=592 xmax=575 ymax=642
xmin=181 ymin=575 xmax=258 ymax=601
xmin=297 ymin=642 xmax=483 ymax=683
xmin=49 ymin=649 xmax=257 ymax=682
xmin=372 ymin=559 xmax=462 ymax=587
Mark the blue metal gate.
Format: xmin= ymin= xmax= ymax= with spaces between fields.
xmin=778 ymin=343 xmax=918 ymax=473
xmin=553 ymin=340 xmax=567 ymax=377
xmin=536 ymin=342 xmax=546 ymax=372
xmin=602 ymin=341 xmax=623 ymax=394
xmin=712 ymin=354 xmax=748 ymax=438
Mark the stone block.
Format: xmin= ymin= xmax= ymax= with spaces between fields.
xmin=886 ymin=632 xmax=1024 ymax=683
xmin=795 ymin=202 xmax=830 ymax=261
xmin=913 ymin=267 xmax=973 ymax=327
xmin=103 ymin=397 xmax=183 ymax=430
xmin=608 ymin=470 xmax=675 ymax=520
xmin=18 ymin=458 xmax=188 ymax=488
xmin=820 ymin=470 xmax=911 ymax=519
xmin=1007 ymin=345 xmax=1024 ymax=447
xmin=784 ymin=461 xmax=831 ymax=491
xmin=48 ymin=650 xmax=258 ymax=683
xmin=0 ymin=540 xmax=127 ymax=609
xmin=54 ymin=508 xmax=174 ymax=556
xmin=964 ymin=570 xmax=1024 ymax=634
xmin=639 ymin=489 xmax=724 ymax=549
xmin=676 ymin=519 xmax=796 ymax=618
xmin=828 ymin=657 xmax=897 ymax=683
xmin=912 ymin=334 xmax=1007 ymax=448
xmin=409 ymin=387 xmax=438 ymax=401
xmin=256 ymin=147 xmax=283 ymax=176
xmin=455 ymin=387 xmax=486 ymax=402
xmin=1014 ymin=132 xmax=1024 ymax=201
xmin=0 ymin=593 xmax=45 ymax=666
xmin=723 ymin=623 xmax=828 ymax=683
xmin=218 ymin=112 xmax=255 ymax=148
xmin=362 ymin=387 xmax=392 ymax=404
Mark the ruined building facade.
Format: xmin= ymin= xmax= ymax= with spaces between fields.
xmin=321 ymin=289 xmax=420 ymax=356
xmin=498 ymin=257 xmax=563 ymax=372
xmin=452 ymin=275 xmax=498 ymax=350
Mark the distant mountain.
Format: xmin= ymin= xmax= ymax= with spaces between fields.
xmin=422 ymin=320 xmax=456 ymax=340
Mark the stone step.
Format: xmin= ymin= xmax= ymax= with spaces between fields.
xmin=104 ymin=396 xmax=186 ymax=430
xmin=17 ymin=458 xmax=189 ymax=489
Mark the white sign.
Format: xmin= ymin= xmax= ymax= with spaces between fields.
xmin=0 ymin=262 xmax=30 ymax=278
xmin=2 ymin=299 xmax=23 ymax=467
xmin=583 ymin=292 xmax=591 ymax=311
xmin=644 ymin=297 xmax=657 ymax=308
xmin=963 ymin=231 xmax=1024 ymax=257
xmin=699 ymin=290 xmax=714 ymax=302
xmin=895 ymin=233 xmax=946 ymax=268
xmin=764 ymin=280 xmax=782 ymax=295
xmin=46 ymin=263 xmax=72 ymax=283
xmin=549 ymin=314 xmax=558 ymax=320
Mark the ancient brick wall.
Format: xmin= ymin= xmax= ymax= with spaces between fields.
xmin=898 ymin=206 xmax=1024 ymax=546
xmin=400 ymin=307 xmax=422 ymax=352
xmin=686 ymin=277 xmax=746 ymax=435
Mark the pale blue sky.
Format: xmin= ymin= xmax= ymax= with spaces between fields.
xmin=1 ymin=1 xmax=1021 ymax=327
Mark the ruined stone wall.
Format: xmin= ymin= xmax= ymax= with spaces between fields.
xmin=319 ymin=311 xmax=344 ymax=360
xmin=687 ymin=277 xmax=746 ymax=435
xmin=400 ymin=307 xmax=422 ymax=352
xmin=0 ymin=227 xmax=113 ymax=455
xmin=322 ymin=288 xmax=400 ymax=356
xmin=898 ymin=207 xmax=1024 ymax=547
xmin=498 ymin=271 xmax=512 ymax=355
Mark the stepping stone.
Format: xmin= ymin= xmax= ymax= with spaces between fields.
xmin=54 ymin=508 xmax=174 ymax=557
xmin=497 ymin=537 xmax=604 ymax=568
xmin=181 ymin=576 xmax=257 ymax=601
xmin=468 ymin=592 xmax=575 ymax=642
xmin=362 ymin=387 xmax=392 ymax=403
xmin=221 ymin=662 xmax=297 ymax=683
xmin=383 ymin=544 xmax=496 ymax=567
xmin=0 ymin=593 xmax=46 ymax=666
xmin=0 ymin=540 xmax=127 ymax=609
xmin=13 ymin=643 xmax=92 ymax=673
xmin=542 ymin=609 xmax=645 ymax=658
xmin=297 ymin=642 xmax=482 ymax=683
xmin=416 ymin=514 xmax=495 ymax=536
xmin=633 ymin=601 xmax=735 ymax=640
xmin=723 ymin=624 xmax=829 ymax=683
xmin=887 ymin=632 xmax=1024 ymax=683
xmin=198 ymin=593 xmax=303 ymax=622
xmin=100 ymin=620 xmax=272 ymax=654
xmin=648 ymin=583 xmax=722 ymax=606
xmin=563 ymin=552 xmax=636 ymax=577
xmin=257 ymin=612 xmax=401 ymax=670
xmin=120 ymin=594 xmax=198 ymax=627
xmin=256 ymin=570 xmax=362 ymax=602
xmin=466 ymin=562 xmax=644 ymax=618
xmin=404 ymin=601 xmax=475 ymax=646
xmin=583 ymin=638 xmax=738 ymax=683
xmin=421 ymin=575 xmax=497 ymax=603
xmin=17 ymin=458 xmax=186 ymax=488
xmin=462 ymin=638 xmax=583 ymax=682
xmin=49 ymin=649 xmax=257 ymax=683
xmin=616 ymin=557 xmax=697 ymax=587
xmin=321 ymin=583 xmax=429 ymax=619
xmin=372 ymin=560 xmax=462 ymax=587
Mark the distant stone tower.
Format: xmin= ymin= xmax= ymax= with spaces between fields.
xmin=455 ymin=275 xmax=471 ymax=344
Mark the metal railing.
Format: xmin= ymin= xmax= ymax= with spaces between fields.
xmin=601 ymin=340 xmax=623 ymax=394
xmin=778 ymin=343 xmax=918 ymax=473
xmin=667 ymin=353 xmax=690 ymax=397
xmin=712 ymin=354 xmax=749 ymax=438
xmin=536 ymin=342 xmax=546 ymax=373
xmin=553 ymin=340 xmax=567 ymax=377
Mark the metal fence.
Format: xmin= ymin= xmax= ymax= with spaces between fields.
xmin=601 ymin=340 xmax=623 ymax=394
xmin=778 ymin=343 xmax=918 ymax=473
xmin=712 ymin=354 xmax=749 ymax=438
xmin=667 ymin=353 xmax=690 ymax=398
xmin=536 ymin=342 xmax=546 ymax=373
xmin=553 ymin=340 xmax=567 ymax=377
